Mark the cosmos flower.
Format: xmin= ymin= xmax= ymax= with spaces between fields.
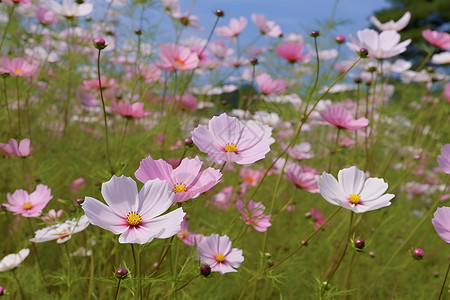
xmin=251 ymin=13 xmax=282 ymax=37
xmin=42 ymin=209 xmax=64 ymax=222
xmin=135 ymin=156 xmax=222 ymax=203
xmin=36 ymin=7 xmax=58 ymax=25
xmin=48 ymin=0 xmax=93 ymax=18
xmin=236 ymin=200 xmax=272 ymax=232
xmin=256 ymin=73 xmax=288 ymax=95
xmin=437 ymin=144 xmax=450 ymax=174
xmin=432 ymin=206 xmax=450 ymax=243
xmin=369 ymin=11 xmax=411 ymax=31
xmin=30 ymin=215 xmax=90 ymax=244
xmin=3 ymin=184 xmax=53 ymax=217
xmin=0 ymin=249 xmax=30 ymax=272
xmin=208 ymin=41 xmax=233 ymax=59
xmin=319 ymin=105 xmax=369 ymax=130
xmin=347 ymin=28 xmax=411 ymax=60
xmin=422 ymin=29 xmax=450 ymax=50
xmin=275 ymin=42 xmax=310 ymax=63
xmin=155 ymin=44 xmax=199 ymax=71
xmin=191 ymin=113 xmax=272 ymax=165
xmin=0 ymin=57 xmax=38 ymax=77
xmin=111 ymin=101 xmax=151 ymax=119
xmin=215 ymin=16 xmax=247 ymax=38
xmin=286 ymin=163 xmax=320 ymax=193
xmin=177 ymin=215 xmax=203 ymax=245
xmin=197 ymin=234 xmax=244 ymax=274
xmin=0 ymin=138 xmax=30 ymax=157
xmin=82 ymin=176 xmax=185 ymax=244
xmin=318 ymin=166 xmax=395 ymax=213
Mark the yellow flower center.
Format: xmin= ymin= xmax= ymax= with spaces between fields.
xmin=174 ymin=58 xmax=185 ymax=67
xmin=216 ymin=253 xmax=226 ymax=262
xmin=349 ymin=194 xmax=361 ymax=205
xmin=23 ymin=202 xmax=32 ymax=210
xmin=181 ymin=230 xmax=189 ymax=238
xmin=173 ymin=183 xmax=187 ymax=193
xmin=224 ymin=143 xmax=237 ymax=153
xmin=15 ymin=68 xmax=23 ymax=74
xmin=126 ymin=212 xmax=142 ymax=226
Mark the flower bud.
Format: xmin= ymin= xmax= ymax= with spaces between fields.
xmin=249 ymin=57 xmax=258 ymax=66
xmin=214 ymin=9 xmax=224 ymax=17
xmin=76 ymin=198 xmax=84 ymax=205
xmin=93 ymin=38 xmax=107 ymax=50
xmin=310 ymin=30 xmax=320 ymax=38
xmin=335 ymin=35 xmax=346 ymax=44
xmin=200 ymin=264 xmax=211 ymax=277
xmin=184 ymin=138 xmax=193 ymax=147
xmin=412 ymin=248 xmax=425 ymax=260
xmin=353 ymin=76 xmax=362 ymax=84
xmin=0 ymin=286 xmax=3 ymax=295
xmin=355 ymin=238 xmax=365 ymax=249
xmin=116 ymin=267 xmax=128 ymax=279
xmin=135 ymin=29 xmax=142 ymax=35
xmin=359 ymin=48 xmax=369 ymax=58
xmin=368 ymin=65 xmax=377 ymax=72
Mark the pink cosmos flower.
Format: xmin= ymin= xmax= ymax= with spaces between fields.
xmin=318 ymin=166 xmax=395 ymax=213
xmin=256 ymin=73 xmax=287 ymax=95
xmin=347 ymin=28 xmax=411 ymax=59
xmin=309 ymin=208 xmax=326 ymax=229
xmin=111 ymin=101 xmax=151 ymax=119
xmin=49 ymin=0 xmax=93 ymax=18
xmin=286 ymin=163 xmax=320 ymax=193
xmin=432 ymin=206 xmax=450 ymax=243
xmin=240 ymin=166 xmax=263 ymax=188
xmin=70 ymin=177 xmax=86 ymax=194
xmin=82 ymin=176 xmax=185 ymax=244
xmin=236 ymin=200 xmax=272 ymax=232
xmin=141 ymin=64 xmax=162 ymax=83
xmin=422 ymin=29 xmax=450 ymax=50
xmin=36 ymin=7 xmax=58 ymax=25
xmin=438 ymin=144 xmax=450 ymax=174
xmin=275 ymin=42 xmax=310 ymax=63
xmin=1 ymin=57 xmax=38 ymax=77
xmin=177 ymin=216 xmax=203 ymax=245
xmin=283 ymin=142 xmax=314 ymax=160
xmin=135 ymin=156 xmax=222 ymax=203
xmin=42 ymin=209 xmax=64 ymax=222
xmin=191 ymin=113 xmax=272 ymax=165
xmin=81 ymin=76 xmax=116 ymax=91
xmin=215 ymin=16 xmax=247 ymax=38
xmin=3 ymin=185 xmax=53 ymax=217
xmin=320 ymin=105 xmax=369 ymax=130
xmin=369 ymin=11 xmax=410 ymax=31
xmin=208 ymin=41 xmax=233 ymax=59
xmin=156 ymin=44 xmax=199 ymax=72
xmin=197 ymin=234 xmax=244 ymax=274
xmin=0 ymin=138 xmax=30 ymax=157
xmin=251 ymin=13 xmax=282 ymax=37
xmin=209 ymin=186 xmax=233 ymax=210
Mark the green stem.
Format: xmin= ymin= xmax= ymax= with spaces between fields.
xmin=15 ymin=77 xmax=21 ymax=137
xmin=131 ymin=244 xmax=142 ymax=300
xmin=390 ymin=259 xmax=414 ymax=300
xmin=13 ymin=269 xmax=25 ymax=300
xmin=2 ymin=77 xmax=12 ymax=133
xmin=114 ymin=279 xmax=121 ymax=300
xmin=0 ymin=4 xmax=15 ymax=52
xmin=173 ymin=275 xmax=199 ymax=293
xmin=97 ymin=48 xmax=114 ymax=175
xmin=438 ymin=259 xmax=450 ymax=300
xmin=328 ymin=128 xmax=341 ymax=172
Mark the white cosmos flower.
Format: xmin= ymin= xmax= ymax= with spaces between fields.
xmin=370 ymin=11 xmax=411 ymax=31
xmin=431 ymin=52 xmax=450 ymax=65
xmin=30 ymin=215 xmax=90 ymax=244
xmin=0 ymin=249 xmax=30 ymax=272
xmin=318 ymin=166 xmax=395 ymax=213
xmin=49 ymin=0 xmax=93 ymax=18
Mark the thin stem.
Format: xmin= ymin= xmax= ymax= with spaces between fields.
xmin=173 ymin=275 xmax=200 ymax=293
xmin=97 ymin=48 xmax=114 ymax=174
xmin=63 ymin=18 xmax=75 ymax=133
xmin=219 ymin=162 xmax=227 ymax=172
xmin=27 ymin=219 xmax=48 ymax=286
xmin=305 ymin=36 xmax=321 ymax=103
xmin=13 ymin=269 xmax=25 ymax=300
xmin=328 ymin=128 xmax=341 ymax=172
xmin=2 ymin=77 xmax=12 ymax=133
xmin=390 ymin=259 xmax=414 ymax=300
xmin=0 ymin=4 xmax=15 ymax=52
xmin=438 ymin=259 xmax=450 ymax=300
xmin=344 ymin=252 xmax=357 ymax=300
xmin=263 ymin=207 xmax=342 ymax=273
xmin=15 ymin=77 xmax=21 ymax=137
xmin=131 ymin=244 xmax=142 ymax=300
xmin=114 ymin=279 xmax=121 ymax=300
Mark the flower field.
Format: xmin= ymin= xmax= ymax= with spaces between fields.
xmin=0 ymin=0 xmax=449 ymax=299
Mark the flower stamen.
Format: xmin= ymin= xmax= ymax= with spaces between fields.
xmin=349 ymin=194 xmax=361 ymax=205
xmin=216 ymin=253 xmax=226 ymax=262
xmin=126 ymin=212 xmax=142 ymax=226
xmin=173 ymin=183 xmax=187 ymax=193
xmin=15 ymin=68 xmax=23 ymax=75
xmin=224 ymin=143 xmax=237 ymax=153
xmin=23 ymin=202 xmax=32 ymax=210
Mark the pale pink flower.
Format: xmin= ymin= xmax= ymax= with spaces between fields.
xmin=82 ymin=176 xmax=185 ymax=244
xmin=347 ymin=28 xmax=411 ymax=59
xmin=422 ymin=29 xmax=450 ymax=50
xmin=81 ymin=76 xmax=116 ymax=91
xmin=0 ymin=138 xmax=30 ymax=157
xmin=191 ymin=113 xmax=272 ymax=165
xmin=215 ymin=16 xmax=247 ymax=38
xmin=111 ymin=101 xmax=151 ymax=119
xmin=209 ymin=186 xmax=233 ymax=210
xmin=438 ymin=144 xmax=450 ymax=174
xmin=444 ymin=83 xmax=450 ymax=103
xmin=141 ymin=64 xmax=162 ymax=83
xmin=42 ymin=209 xmax=64 ymax=222
xmin=320 ymin=105 xmax=369 ymax=130
xmin=156 ymin=44 xmax=199 ymax=71
xmin=135 ymin=156 xmax=222 ymax=203
xmin=49 ymin=0 xmax=93 ymax=18
xmin=70 ymin=177 xmax=85 ymax=194
xmin=36 ymin=7 xmax=58 ymax=25
xmin=236 ymin=200 xmax=272 ymax=232
xmin=432 ymin=207 xmax=450 ymax=243
xmin=256 ymin=73 xmax=287 ymax=95
xmin=275 ymin=42 xmax=310 ymax=63
xmin=309 ymin=208 xmax=326 ymax=229
xmin=370 ymin=11 xmax=410 ymax=31
xmin=286 ymin=163 xmax=320 ymax=193
xmin=318 ymin=166 xmax=395 ymax=213
xmin=166 ymin=94 xmax=197 ymax=111
xmin=177 ymin=216 xmax=203 ymax=245
xmin=30 ymin=215 xmax=89 ymax=244
xmin=0 ymin=249 xmax=30 ymax=272
xmin=172 ymin=12 xmax=203 ymax=30
xmin=197 ymin=234 xmax=244 ymax=274
xmin=251 ymin=13 xmax=282 ymax=37
xmin=208 ymin=41 xmax=233 ymax=59
xmin=3 ymin=185 xmax=53 ymax=217
xmin=1 ymin=57 xmax=38 ymax=77
xmin=240 ymin=166 xmax=263 ymax=188
xmin=283 ymin=142 xmax=314 ymax=160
